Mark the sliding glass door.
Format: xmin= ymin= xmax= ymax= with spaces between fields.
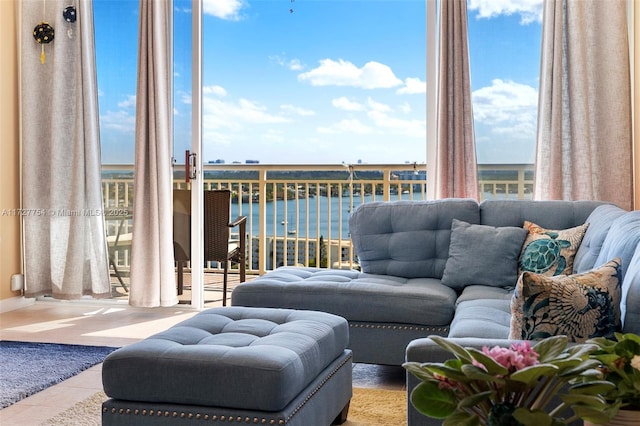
xmin=95 ymin=0 xmax=205 ymax=307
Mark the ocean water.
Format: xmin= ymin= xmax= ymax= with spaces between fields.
xmin=230 ymin=193 xmax=417 ymax=239
xmin=229 ymin=191 xmax=528 ymax=239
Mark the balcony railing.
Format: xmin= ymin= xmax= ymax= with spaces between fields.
xmin=103 ymin=163 xmax=534 ymax=276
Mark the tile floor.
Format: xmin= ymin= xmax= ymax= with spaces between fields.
xmin=0 ymin=278 xmax=406 ymax=425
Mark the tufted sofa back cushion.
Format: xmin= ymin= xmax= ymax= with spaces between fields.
xmin=349 ymin=198 xmax=479 ymax=278
xmin=592 ymin=210 xmax=640 ymax=334
xmin=573 ymin=204 xmax=627 ymax=274
xmin=594 ymin=210 xmax=640 ymax=281
xmin=479 ymin=200 xmax=606 ymax=229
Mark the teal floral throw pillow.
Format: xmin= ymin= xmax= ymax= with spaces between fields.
xmin=509 ymin=258 xmax=622 ymax=342
xmin=518 ymin=221 xmax=589 ymax=277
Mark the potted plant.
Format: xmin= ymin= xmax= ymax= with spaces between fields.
xmin=584 ymin=333 xmax=640 ymax=426
xmin=404 ymin=335 xmax=617 ymax=426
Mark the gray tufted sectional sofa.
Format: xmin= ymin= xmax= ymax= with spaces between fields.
xmin=232 ymin=199 xmax=640 ymax=424
xmin=233 ymin=200 xmax=638 ymax=358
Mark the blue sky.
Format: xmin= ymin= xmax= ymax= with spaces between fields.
xmin=95 ymin=0 xmax=542 ymax=165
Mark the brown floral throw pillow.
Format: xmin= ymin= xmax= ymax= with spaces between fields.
xmin=509 ymin=258 xmax=622 ymax=342
xmin=518 ymin=221 xmax=589 ymax=277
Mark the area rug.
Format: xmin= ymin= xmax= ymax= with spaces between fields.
xmin=42 ymin=387 xmax=408 ymax=426
xmin=0 ymin=341 xmax=118 ymax=409
xmin=345 ymin=387 xmax=407 ymax=426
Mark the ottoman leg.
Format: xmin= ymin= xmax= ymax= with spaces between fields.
xmin=332 ymin=401 xmax=350 ymax=425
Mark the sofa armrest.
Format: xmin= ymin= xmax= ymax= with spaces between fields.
xmin=405 ymin=336 xmax=516 ymax=364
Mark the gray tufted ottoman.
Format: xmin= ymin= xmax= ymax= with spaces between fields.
xmin=101 ymin=307 xmax=352 ymax=425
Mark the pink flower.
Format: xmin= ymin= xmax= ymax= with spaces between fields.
xmin=477 ymin=341 xmax=540 ymax=374
xmin=510 ymin=341 xmax=540 ymax=367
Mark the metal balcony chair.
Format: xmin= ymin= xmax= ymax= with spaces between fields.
xmin=173 ymin=189 xmax=191 ymax=296
xmin=204 ymin=189 xmax=247 ymax=305
xmin=106 ymin=213 xmax=132 ymax=293
xmin=173 ymin=189 xmax=247 ymax=305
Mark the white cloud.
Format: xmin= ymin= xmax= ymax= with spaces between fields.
xmin=491 ymin=121 xmax=536 ymax=136
xmin=298 ymin=59 xmax=402 ymax=89
xmin=280 ymin=104 xmax=315 ymax=116
xmin=367 ymin=110 xmax=426 ymax=139
xmin=332 ymin=97 xmax=364 ymax=112
xmin=398 ymin=102 xmax=412 ymax=114
xmin=202 ymin=96 xmax=289 ymax=132
xmin=367 ymin=97 xmax=391 ymax=113
xmin=203 ymin=85 xmax=227 ymax=97
xmin=201 ymin=95 xmax=288 ymax=159
xmin=197 ymin=87 xmax=294 ymax=159
xmin=468 ymin=0 xmax=543 ymax=24
xmin=202 ymin=0 xmax=245 ymax=20
xmin=202 ymin=131 xmax=234 ymax=150
xmin=100 ymin=110 xmax=135 ymax=133
xmin=287 ymin=59 xmax=304 ymax=71
xmin=324 ymin=96 xmax=425 ymax=139
xmin=117 ymin=95 xmax=136 ymax=109
xmin=397 ymin=77 xmax=426 ymax=95
xmin=241 ymin=99 xmax=289 ymax=123
xmin=178 ymin=91 xmax=192 ymax=105
xmin=472 ymin=79 xmax=539 ymax=163
xmin=269 ymin=55 xmax=305 ymax=71
xmin=472 ymin=78 xmax=537 ymax=124
xmin=317 ymin=119 xmax=373 ymax=135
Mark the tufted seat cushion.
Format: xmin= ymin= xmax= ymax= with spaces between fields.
xmin=448 ymin=299 xmax=512 ymax=339
xmin=232 ymin=267 xmax=458 ymax=326
xmin=102 ymin=307 xmax=349 ymax=412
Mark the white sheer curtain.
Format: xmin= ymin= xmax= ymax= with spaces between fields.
xmin=128 ymin=0 xmax=177 ymax=307
xmin=535 ymin=0 xmax=633 ymax=210
xmin=20 ymin=0 xmax=110 ymax=299
xmin=434 ymin=0 xmax=478 ymax=200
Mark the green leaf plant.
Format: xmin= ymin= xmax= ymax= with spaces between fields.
xmin=585 ymin=333 xmax=640 ymax=412
xmin=403 ymin=335 xmax=618 ymax=426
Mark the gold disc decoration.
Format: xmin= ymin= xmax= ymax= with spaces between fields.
xmin=33 ymin=22 xmax=54 ymax=64
xmin=33 ymin=22 xmax=54 ymax=43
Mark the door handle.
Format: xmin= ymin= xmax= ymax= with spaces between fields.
xmin=185 ymin=150 xmax=197 ymax=183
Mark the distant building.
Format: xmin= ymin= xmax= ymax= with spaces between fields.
xmin=245 ymin=160 xmax=259 ymax=164
xmin=208 ymin=159 xmax=225 ymax=164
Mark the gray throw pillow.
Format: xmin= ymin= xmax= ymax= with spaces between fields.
xmin=441 ymin=219 xmax=528 ymax=290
